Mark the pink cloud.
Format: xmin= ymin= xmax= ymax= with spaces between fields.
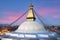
xmin=0 ymin=20 xmax=12 ymax=24
xmin=0 ymin=11 xmax=27 ymax=24
xmin=37 ymin=8 xmax=60 ymax=19
xmin=0 ymin=15 xmax=23 ymax=24
xmin=0 ymin=11 xmax=21 ymax=24
xmin=7 ymin=16 xmax=18 ymax=20
xmin=38 ymin=8 xmax=60 ymax=15
xmin=3 ymin=11 xmax=21 ymax=16
xmin=53 ymin=15 xmax=58 ymax=18
xmin=0 ymin=8 xmax=60 ymax=24
xmin=52 ymin=15 xmax=60 ymax=18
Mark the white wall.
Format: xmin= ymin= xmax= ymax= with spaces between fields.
xmin=1 ymin=38 xmax=13 ymax=40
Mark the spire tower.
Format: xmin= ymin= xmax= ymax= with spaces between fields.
xmin=27 ymin=4 xmax=35 ymax=21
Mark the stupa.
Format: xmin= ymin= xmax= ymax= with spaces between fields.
xmin=1 ymin=4 xmax=57 ymax=40
xmin=16 ymin=4 xmax=45 ymax=32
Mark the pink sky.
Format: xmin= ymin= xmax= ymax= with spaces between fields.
xmin=37 ymin=8 xmax=60 ymax=18
xmin=0 ymin=8 xmax=60 ymax=24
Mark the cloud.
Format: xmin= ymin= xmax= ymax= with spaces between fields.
xmin=0 ymin=11 xmax=22 ymax=24
xmin=0 ymin=11 xmax=27 ymax=24
xmin=37 ymin=8 xmax=60 ymax=15
xmin=3 ymin=11 xmax=21 ymax=16
xmin=0 ymin=20 xmax=9 ymax=23
xmin=37 ymin=8 xmax=60 ymax=19
xmin=0 ymin=8 xmax=60 ymax=24
xmin=52 ymin=15 xmax=60 ymax=19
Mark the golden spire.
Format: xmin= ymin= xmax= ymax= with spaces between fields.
xmin=27 ymin=4 xmax=35 ymax=21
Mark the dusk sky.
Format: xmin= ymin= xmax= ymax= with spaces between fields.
xmin=0 ymin=0 xmax=60 ymax=26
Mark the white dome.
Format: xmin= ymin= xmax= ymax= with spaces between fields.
xmin=16 ymin=21 xmax=45 ymax=31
